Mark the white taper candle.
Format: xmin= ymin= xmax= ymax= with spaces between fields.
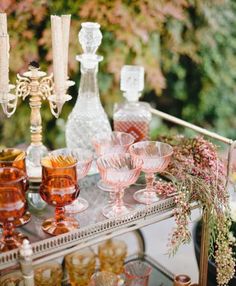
xmin=61 ymin=15 xmax=71 ymax=81
xmin=51 ymin=15 xmax=65 ymax=101
xmin=0 ymin=13 xmax=9 ymax=97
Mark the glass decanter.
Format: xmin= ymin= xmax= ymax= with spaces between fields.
xmin=113 ymin=65 xmax=152 ymax=142
xmin=65 ymin=22 xmax=111 ymax=154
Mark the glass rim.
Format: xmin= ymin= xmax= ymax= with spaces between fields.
xmin=50 ymin=148 xmax=93 ymax=164
xmin=124 ymin=261 xmax=152 ymax=279
xmin=0 ymin=148 xmax=26 ymax=163
xmin=91 ymin=271 xmax=118 ymax=282
xmin=0 ymin=166 xmax=27 ymax=184
xmin=41 ymin=157 xmax=78 ymax=170
xmin=92 ymin=131 xmax=135 ymax=146
xmin=129 ymin=141 xmax=173 ymax=158
xmin=96 ymin=153 xmax=143 ymax=171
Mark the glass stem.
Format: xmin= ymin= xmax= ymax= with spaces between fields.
xmin=55 ymin=207 xmax=65 ymax=223
xmin=115 ymin=188 xmax=124 ymax=209
xmin=145 ymin=173 xmax=155 ymax=192
xmin=2 ymin=221 xmax=16 ymax=240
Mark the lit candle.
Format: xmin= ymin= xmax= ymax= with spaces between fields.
xmin=51 ymin=15 xmax=71 ymax=101
xmin=0 ymin=13 xmax=9 ymax=97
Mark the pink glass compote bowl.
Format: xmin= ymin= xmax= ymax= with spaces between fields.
xmin=97 ymin=153 xmax=142 ymax=218
xmin=51 ymin=148 xmax=93 ymax=213
xmin=92 ymin=131 xmax=135 ymax=192
xmin=129 ymin=141 xmax=173 ymax=205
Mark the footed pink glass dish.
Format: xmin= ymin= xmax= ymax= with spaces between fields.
xmin=97 ymin=153 xmax=142 ymax=218
xmin=93 ymin=131 xmax=135 ymax=192
xmin=129 ymin=141 xmax=173 ymax=205
xmin=51 ymin=148 xmax=93 ymax=213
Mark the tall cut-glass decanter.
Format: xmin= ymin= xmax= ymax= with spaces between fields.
xmin=113 ymin=65 xmax=152 ymax=142
xmin=65 ymin=22 xmax=111 ymax=152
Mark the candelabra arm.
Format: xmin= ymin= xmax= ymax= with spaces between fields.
xmin=0 ymin=84 xmax=17 ymax=117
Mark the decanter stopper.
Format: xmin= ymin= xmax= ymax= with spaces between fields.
xmin=121 ymin=65 xmax=144 ymax=102
xmin=78 ymin=22 xmax=102 ymax=55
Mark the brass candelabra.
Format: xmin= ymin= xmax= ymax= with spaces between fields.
xmin=3 ymin=61 xmax=74 ymax=180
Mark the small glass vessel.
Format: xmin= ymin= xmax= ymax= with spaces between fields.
xmin=0 ymin=167 xmax=28 ymax=252
xmin=92 ymin=131 xmax=135 ymax=192
xmin=98 ymin=239 xmax=127 ymax=275
xmin=39 ymin=155 xmax=79 ymax=235
xmin=65 ymin=248 xmax=96 ymax=286
xmin=51 ymin=148 xmax=93 ymax=213
xmin=34 ymin=262 xmax=63 ymax=286
xmin=90 ymin=271 xmax=118 ymax=286
xmin=0 ymin=148 xmax=31 ymax=226
xmin=124 ymin=261 xmax=152 ymax=286
xmin=173 ymin=274 xmax=191 ymax=286
xmin=113 ymin=65 xmax=152 ymax=142
xmin=66 ymin=22 xmax=111 ymax=158
xmin=0 ymin=271 xmax=24 ymax=286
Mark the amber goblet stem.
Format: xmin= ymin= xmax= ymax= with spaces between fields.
xmin=55 ymin=207 xmax=66 ymax=223
xmin=145 ymin=173 xmax=155 ymax=191
xmin=2 ymin=222 xmax=17 ymax=242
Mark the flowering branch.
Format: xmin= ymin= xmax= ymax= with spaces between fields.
xmin=160 ymin=136 xmax=235 ymax=285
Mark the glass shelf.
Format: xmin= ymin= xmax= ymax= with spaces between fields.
xmin=0 ymin=174 xmax=176 ymax=270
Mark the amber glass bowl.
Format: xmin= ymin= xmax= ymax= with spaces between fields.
xmin=0 ymin=148 xmax=30 ymax=226
xmin=39 ymin=155 xmax=80 ymax=235
xmin=0 ymin=167 xmax=28 ymax=252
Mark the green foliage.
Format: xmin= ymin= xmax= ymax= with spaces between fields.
xmin=0 ymin=0 xmax=236 ymax=148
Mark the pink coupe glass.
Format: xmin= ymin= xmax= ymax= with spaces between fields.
xmin=129 ymin=141 xmax=173 ymax=204
xmin=97 ymin=153 xmax=142 ymax=218
xmin=92 ymin=131 xmax=135 ymax=192
xmin=51 ymin=148 xmax=93 ymax=213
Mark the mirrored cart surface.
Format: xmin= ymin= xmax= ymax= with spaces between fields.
xmin=0 ymin=174 xmax=177 ymax=270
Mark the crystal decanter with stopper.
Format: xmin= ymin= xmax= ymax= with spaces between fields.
xmin=65 ymin=22 xmax=111 ymax=154
xmin=113 ymin=65 xmax=152 ymax=142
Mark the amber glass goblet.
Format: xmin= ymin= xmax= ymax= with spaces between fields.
xmin=93 ymin=131 xmax=135 ymax=192
xmin=0 ymin=167 xmax=28 ymax=252
xmin=129 ymin=141 xmax=173 ymax=205
xmin=97 ymin=153 xmax=142 ymax=218
xmin=39 ymin=155 xmax=80 ymax=235
xmin=51 ymin=148 xmax=93 ymax=213
xmin=0 ymin=148 xmax=30 ymax=226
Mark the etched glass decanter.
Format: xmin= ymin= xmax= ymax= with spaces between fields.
xmin=113 ymin=65 xmax=152 ymax=142
xmin=65 ymin=22 xmax=111 ymax=152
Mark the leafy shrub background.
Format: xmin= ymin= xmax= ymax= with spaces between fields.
xmin=0 ymin=0 xmax=236 ymax=149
